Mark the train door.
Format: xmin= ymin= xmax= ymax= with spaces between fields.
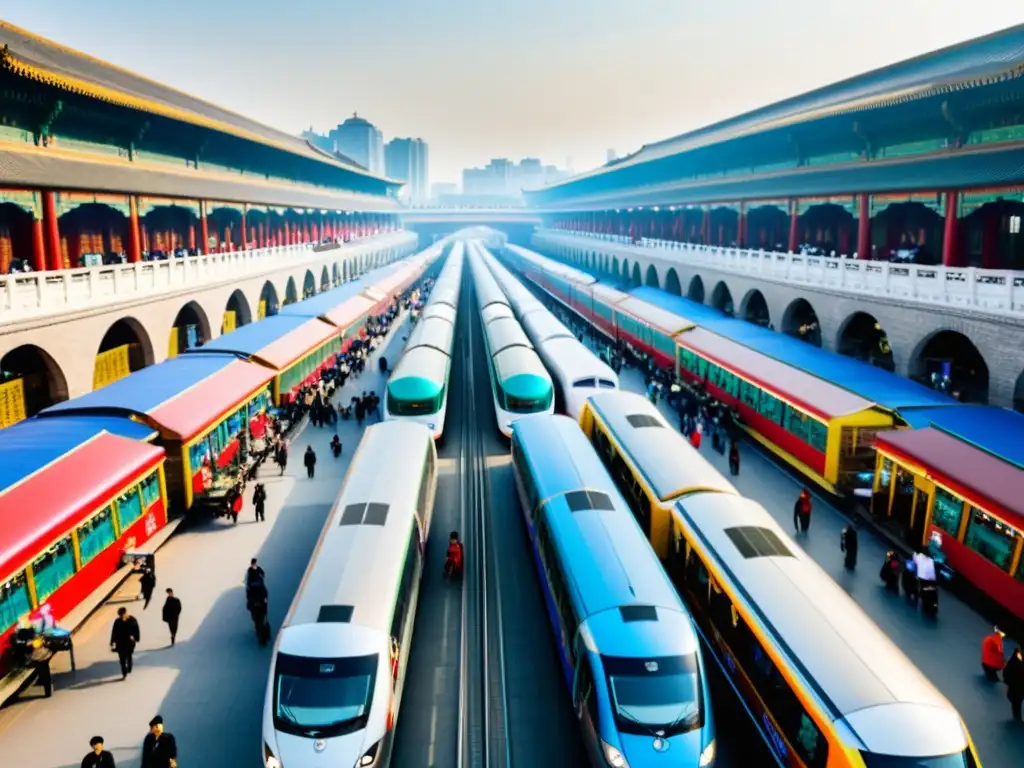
xmin=909 ymin=478 xmax=934 ymax=548
xmin=572 ymin=635 xmax=600 ymax=760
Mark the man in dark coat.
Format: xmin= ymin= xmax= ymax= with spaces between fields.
xmin=81 ymin=735 xmax=116 ymax=768
xmin=304 ymin=445 xmax=317 ymax=479
xmin=139 ymin=567 xmax=156 ymax=609
xmin=110 ymin=607 xmax=140 ymax=679
xmin=1005 ymin=647 xmax=1024 ymax=721
xmin=162 ymin=589 xmax=182 ymax=646
xmin=141 ymin=715 xmax=178 ymax=768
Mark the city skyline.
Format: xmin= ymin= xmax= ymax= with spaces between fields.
xmin=4 ymin=2 xmax=1024 ymax=184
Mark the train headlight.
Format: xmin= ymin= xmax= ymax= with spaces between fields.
xmin=601 ymin=739 xmax=629 ymax=768
xmin=699 ymin=739 xmax=716 ymax=766
xmin=263 ymin=741 xmax=281 ymax=768
xmin=358 ymin=739 xmax=381 ymax=765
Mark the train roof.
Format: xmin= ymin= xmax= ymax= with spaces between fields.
xmin=493 ymin=349 xmax=552 ymax=396
xmin=279 ymin=261 xmax=396 ymax=320
xmin=507 ymin=244 xmax=598 ymax=286
xmin=195 ymin=315 xmax=336 ymax=370
xmin=285 ymin=422 xmax=432 ymax=635
xmin=586 ymin=391 xmax=738 ymax=502
xmin=590 ymin=282 xmax=630 ymax=304
xmin=469 ymin=253 xmax=509 ymax=308
xmin=406 ymin=316 xmax=455 ymax=355
xmin=482 ymin=304 xmax=515 ymax=325
xmin=898 ymin=403 xmax=1024 ymax=470
xmin=539 ymin=338 xmax=618 ymax=387
xmin=614 ymin=295 xmax=695 ymax=335
xmin=520 ymin=311 xmax=574 ymax=344
xmin=485 ymin=317 xmax=533 ymax=354
xmin=514 ymin=416 xmax=682 ymax=614
xmin=674 ymin=492 xmax=965 ymax=752
xmin=421 ymin=303 xmax=457 ymax=324
xmin=387 ymin=348 xmax=449 ymax=400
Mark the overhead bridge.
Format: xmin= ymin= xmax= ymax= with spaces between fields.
xmin=399 ymin=209 xmax=542 ymax=224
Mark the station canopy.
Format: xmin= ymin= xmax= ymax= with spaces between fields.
xmin=41 ymin=353 xmax=274 ymax=443
xmin=630 ymin=287 xmax=957 ymax=413
xmin=0 ymin=418 xmax=165 ymax=583
xmin=876 ymin=426 xmax=1024 ymax=528
xmin=196 ymin=315 xmax=336 ymax=370
xmin=898 ymin=404 xmax=1024 ymax=470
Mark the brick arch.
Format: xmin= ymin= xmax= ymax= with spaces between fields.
xmin=908 ymin=327 xmax=990 ymax=403
xmin=664 ymin=268 xmax=682 ymax=296
xmin=645 ymin=264 xmax=660 ymax=288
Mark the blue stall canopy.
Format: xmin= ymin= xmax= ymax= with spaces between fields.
xmin=194 ymin=315 xmax=312 ymax=358
xmin=629 ymin=286 xmax=958 ymax=413
xmin=898 ymin=404 xmax=1024 ymax=470
xmin=280 ymin=263 xmax=399 ymax=320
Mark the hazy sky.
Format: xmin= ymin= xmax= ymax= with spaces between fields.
xmin=6 ymin=1 xmax=1024 ymax=185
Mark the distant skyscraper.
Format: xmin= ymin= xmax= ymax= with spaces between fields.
xmin=330 ymin=114 xmax=384 ymax=175
xmin=301 ymin=128 xmax=334 ymax=153
xmin=385 ymin=138 xmax=429 ymax=203
xmin=607 ymin=148 xmax=618 ymax=163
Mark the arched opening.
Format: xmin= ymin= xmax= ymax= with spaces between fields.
xmin=645 ymin=264 xmax=660 ymax=289
xmin=303 ymin=270 xmax=317 ymax=299
xmin=739 ymin=289 xmax=770 ymax=327
xmin=224 ymin=289 xmax=253 ymax=333
xmin=143 ymin=204 xmax=199 ymax=257
xmin=320 ymin=266 xmax=331 ymax=292
xmin=797 ymin=203 xmax=857 ymax=256
xmin=873 ymin=201 xmax=944 ymax=264
xmin=688 ymin=275 xmax=705 ymax=303
xmin=170 ymin=301 xmax=211 ymax=356
xmin=284 ymin=277 xmax=299 ymax=305
xmin=331 ymin=262 xmax=340 ymax=287
xmin=0 ymin=345 xmax=69 ymax=420
xmin=612 ymin=257 xmax=620 ymax=277
xmin=0 ymin=202 xmax=35 ymax=273
xmin=1015 ymin=370 xmax=1024 ymax=414
xmin=631 ymin=262 xmax=642 ymax=288
xmin=664 ymin=268 xmax=682 ymax=296
xmin=94 ymin=317 xmax=153 ymax=390
xmin=710 ymin=281 xmax=734 ymax=315
xmin=781 ymin=298 xmax=821 ymax=346
xmin=621 ymin=259 xmax=630 ymax=282
xmin=747 ymin=205 xmax=790 ymax=251
xmin=910 ymin=330 xmax=989 ymax=403
xmin=259 ymin=281 xmax=279 ymax=319
xmin=836 ymin=312 xmax=894 ymax=371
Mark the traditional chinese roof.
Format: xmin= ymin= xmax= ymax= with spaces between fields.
xmin=0 ymin=21 xmax=397 ymax=185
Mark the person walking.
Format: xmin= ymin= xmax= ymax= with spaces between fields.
xmin=81 ymin=736 xmax=116 ymax=768
xmin=162 ymin=589 xmax=182 ymax=646
xmin=110 ymin=607 xmax=140 ymax=680
xmin=304 ymin=445 xmax=317 ymax=479
xmin=246 ymin=558 xmax=265 ymax=587
xmin=840 ymin=526 xmax=858 ymax=570
xmin=728 ymin=440 xmax=740 ymax=476
xmin=982 ymin=627 xmax=1006 ymax=682
xmin=246 ymin=577 xmax=271 ymax=646
xmin=253 ymin=482 xmax=267 ymax=522
xmin=793 ymin=488 xmax=812 ymax=534
xmin=141 ymin=715 xmax=178 ymax=768
xmin=275 ymin=440 xmax=288 ymax=476
xmin=139 ymin=566 xmax=156 ymax=609
xmin=1005 ymin=647 xmax=1024 ymax=722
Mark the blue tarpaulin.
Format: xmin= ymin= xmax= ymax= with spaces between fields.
xmin=280 ymin=263 xmax=397 ymax=319
xmin=195 ymin=315 xmax=310 ymax=357
xmin=629 ymin=286 xmax=958 ymax=413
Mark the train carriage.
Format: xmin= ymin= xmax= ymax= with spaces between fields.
xmin=579 ymin=392 xmax=738 ymax=558
xmin=510 ymin=415 xmax=717 ymax=768
xmin=666 ymin=492 xmax=981 ymax=768
xmin=263 ymin=421 xmax=437 ymax=768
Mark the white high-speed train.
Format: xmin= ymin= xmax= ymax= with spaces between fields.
xmin=262 ymin=421 xmax=437 ymax=768
xmin=478 ymin=245 xmax=618 ymax=419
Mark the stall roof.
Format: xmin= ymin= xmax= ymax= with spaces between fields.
xmin=0 ymin=426 xmax=165 ymax=583
xmin=279 ymin=266 xmax=390 ymax=320
xmin=630 ymin=286 xmax=957 ymax=412
xmin=680 ymin=328 xmax=876 ymax=421
xmin=876 ymin=427 xmax=1024 ymax=528
xmin=196 ymin=315 xmax=336 ymax=370
xmin=42 ymin=354 xmax=274 ymax=442
xmin=897 ymin=405 xmax=1024 ymax=470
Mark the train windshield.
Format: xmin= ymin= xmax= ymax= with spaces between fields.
xmin=505 ymin=392 xmax=552 ymax=413
xmin=387 ymin=391 xmax=440 ymax=416
xmin=273 ymin=653 xmax=378 ymax=738
xmin=603 ymin=653 xmax=703 ymax=737
xmin=861 ymin=750 xmax=977 ymax=768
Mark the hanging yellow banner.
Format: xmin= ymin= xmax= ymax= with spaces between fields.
xmin=0 ymin=378 xmax=28 ymax=429
xmin=258 ymin=300 xmax=267 ymax=320
xmin=168 ymin=327 xmax=180 ymax=359
xmin=93 ymin=345 xmax=132 ymax=390
xmin=222 ymin=311 xmax=237 ymax=334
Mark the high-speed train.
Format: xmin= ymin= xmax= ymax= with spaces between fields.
xmin=262 ymin=421 xmax=437 ymax=768
xmin=384 ymin=241 xmax=464 ymax=440
xmin=477 ymin=246 xmax=617 ymax=418
xmin=511 ymin=414 xmax=717 ymax=768
xmin=579 ymin=392 xmax=982 ymax=768
xmin=467 ymin=241 xmax=554 ymax=436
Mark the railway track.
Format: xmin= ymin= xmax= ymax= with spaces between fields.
xmin=457 ymin=269 xmax=512 ymax=768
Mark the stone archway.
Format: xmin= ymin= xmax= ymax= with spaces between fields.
xmin=285 ymin=276 xmax=299 ymax=305
xmin=664 ymin=268 xmax=682 ymax=296
xmin=332 ymin=262 xmax=341 ymax=287
xmin=645 ymin=264 xmax=660 ymax=288
xmin=170 ymin=300 xmax=211 ymax=355
xmin=836 ymin=311 xmax=894 ymax=371
xmin=710 ymin=281 xmax=734 ymax=315
xmin=259 ymin=281 xmax=279 ymax=318
xmin=224 ymin=289 xmax=253 ymax=332
xmin=320 ymin=266 xmax=331 ymax=292
xmin=739 ymin=289 xmax=770 ymax=327
xmin=910 ymin=329 xmax=990 ymax=403
xmin=688 ymin=275 xmax=705 ymax=303
xmin=630 ymin=262 xmax=642 ymax=288
xmin=1014 ymin=369 xmax=1024 ymax=414
xmin=94 ymin=317 xmax=153 ymax=390
xmin=781 ymin=298 xmax=821 ymax=346
xmin=0 ymin=344 xmax=69 ymax=419
xmin=612 ymin=257 xmax=620 ymax=277
xmin=303 ymin=270 xmax=317 ymax=299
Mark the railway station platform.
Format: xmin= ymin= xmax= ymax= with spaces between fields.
xmin=0 ymin=315 xmax=413 ymax=767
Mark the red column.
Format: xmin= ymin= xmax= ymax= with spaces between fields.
xmin=188 ymin=222 xmax=196 ymax=252
xmin=788 ymin=201 xmax=799 ymax=253
xmin=981 ymin=207 xmax=1001 ymax=269
xmin=700 ymin=210 xmax=711 ymax=245
xmin=41 ymin=190 xmax=62 ymax=271
xmin=200 ymin=204 xmax=210 ymax=255
xmin=128 ymin=196 xmax=142 ymax=263
xmin=31 ymin=213 xmax=46 ymax=272
xmin=856 ymin=194 xmax=871 ymax=260
xmin=303 ymin=218 xmax=310 ymax=243
xmin=240 ymin=211 xmax=248 ymax=249
xmin=737 ymin=204 xmax=747 ymax=247
xmin=941 ymin=191 xmax=961 ymax=267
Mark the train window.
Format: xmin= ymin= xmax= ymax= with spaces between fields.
xmin=32 ymin=537 xmax=76 ymax=602
xmin=1016 ymin=553 xmax=1024 ymax=584
xmin=390 ymin=527 xmax=420 ymax=647
xmin=684 ymin=551 xmax=710 ymax=608
xmin=189 ymin=438 xmax=211 ymax=475
xmin=416 ymin=463 xmax=429 ymax=525
xmin=758 ymin=390 xmax=784 ymax=425
xmin=807 ymin=420 xmax=828 ymax=454
xmin=78 ymin=506 xmax=117 ymax=567
xmin=0 ymin=573 xmax=31 ymax=633
xmin=655 ymin=332 xmax=675 ymax=356
xmin=963 ymin=509 xmax=1020 ymax=572
xmin=709 ymin=581 xmax=735 ymax=644
xmin=679 ymin=348 xmax=698 ymax=374
xmin=140 ymin=472 xmax=161 ymax=508
xmin=511 ymin=441 xmax=539 ymax=516
xmin=795 ymin=714 xmax=828 ymax=767
xmin=717 ymin=369 xmax=740 ymax=398
xmin=574 ymin=649 xmax=600 ymax=727
xmin=694 ymin=356 xmax=708 ymax=380
xmin=117 ymin=487 xmax=145 ymax=531
xmin=931 ymin=487 xmax=965 ymax=537
xmin=739 ymin=380 xmax=759 ymax=410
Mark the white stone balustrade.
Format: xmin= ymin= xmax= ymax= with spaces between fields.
xmin=0 ymin=231 xmax=418 ymax=324
xmin=538 ymin=229 xmax=1024 ymax=317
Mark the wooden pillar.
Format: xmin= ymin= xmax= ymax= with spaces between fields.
xmin=200 ymin=202 xmax=210 ymax=255
xmin=788 ymin=201 xmax=799 ymax=253
xmin=42 ymin=190 xmax=62 ymax=271
xmin=127 ymin=196 xmax=142 ymax=263
xmin=31 ymin=212 xmax=46 ymax=272
xmin=240 ymin=210 xmax=248 ymax=249
xmin=941 ymin=191 xmax=961 ymax=267
xmin=737 ymin=204 xmax=747 ymax=247
xmin=857 ymin=193 xmax=872 ymax=260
